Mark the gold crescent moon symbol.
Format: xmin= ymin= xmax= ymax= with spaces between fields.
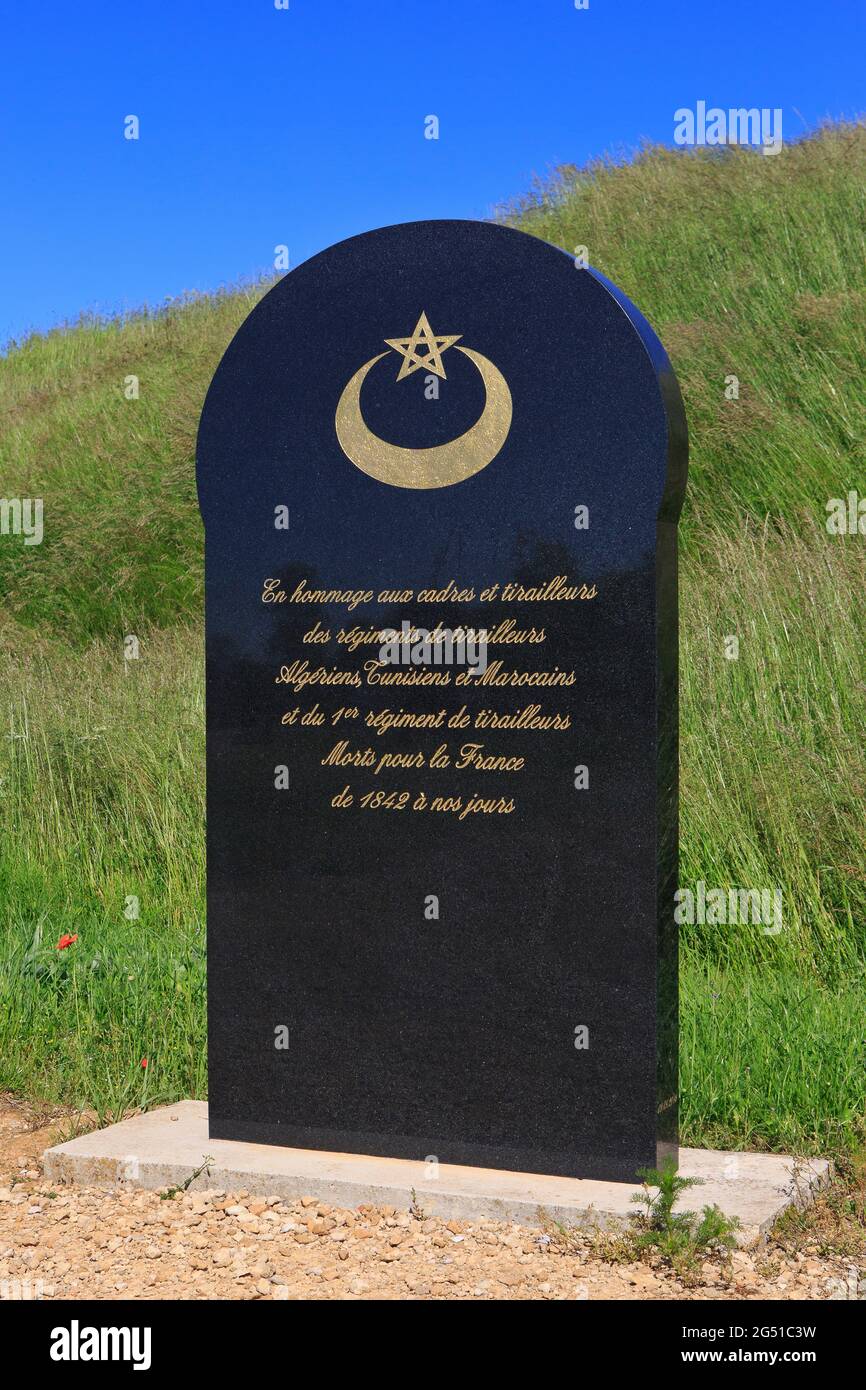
xmin=335 ymin=346 xmax=512 ymax=490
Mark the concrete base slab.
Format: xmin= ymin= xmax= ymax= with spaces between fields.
xmin=43 ymin=1101 xmax=831 ymax=1247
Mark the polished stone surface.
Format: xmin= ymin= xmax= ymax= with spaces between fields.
xmin=196 ymin=220 xmax=687 ymax=1180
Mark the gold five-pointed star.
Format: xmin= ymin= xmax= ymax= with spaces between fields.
xmin=384 ymin=311 xmax=462 ymax=381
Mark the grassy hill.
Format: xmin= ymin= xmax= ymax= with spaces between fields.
xmin=1 ymin=124 xmax=864 ymax=1153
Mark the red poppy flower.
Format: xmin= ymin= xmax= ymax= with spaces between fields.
xmin=140 ymin=1057 xmax=148 ymax=1069
xmin=56 ymin=934 xmax=78 ymax=950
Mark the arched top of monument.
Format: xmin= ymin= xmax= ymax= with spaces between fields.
xmin=196 ymin=218 xmax=687 ymax=537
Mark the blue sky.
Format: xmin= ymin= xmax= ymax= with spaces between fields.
xmin=1 ymin=0 xmax=863 ymax=348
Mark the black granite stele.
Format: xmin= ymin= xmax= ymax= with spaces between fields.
xmin=195 ymin=220 xmax=687 ymax=1182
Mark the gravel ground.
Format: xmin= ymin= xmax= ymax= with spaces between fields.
xmin=0 ymin=1100 xmax=861 ymax=1302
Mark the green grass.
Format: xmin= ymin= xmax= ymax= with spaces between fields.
xmin=0 ymin=629 xmax=207 ymax=1121
xmin=0 ymin=283 xmax=274 ymax=643
xmin=501 ymin=124 xmax=866 ymax=541
xmin=1 ymin=125 xmax=864 ymax=1153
